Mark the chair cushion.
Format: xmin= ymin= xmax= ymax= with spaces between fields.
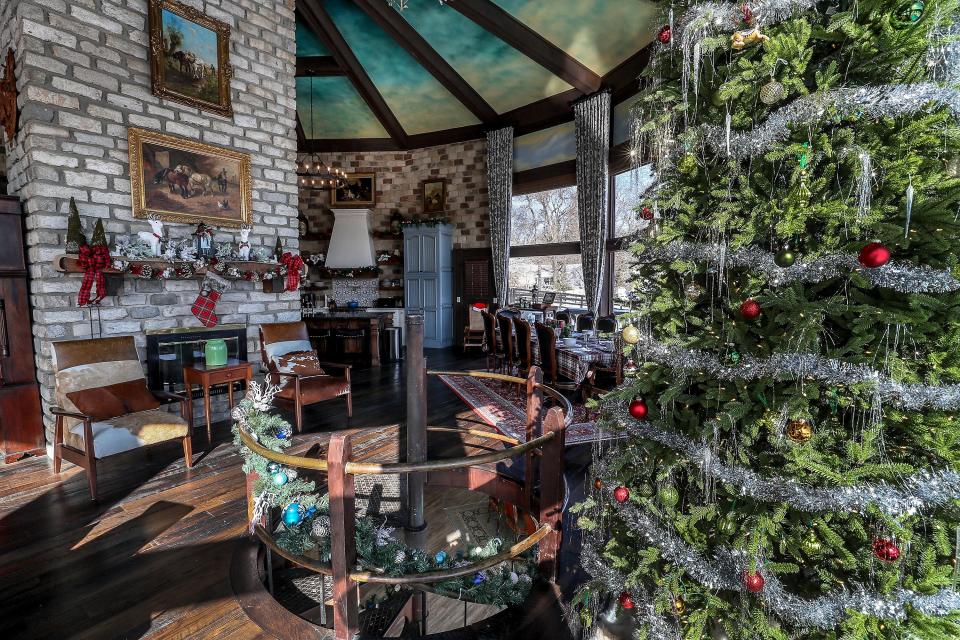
xmin=264 ymin=339 xmax=313 ymax=366
xmin=55 ymin=358 xmax=149 ymax=429
xmin=116 ymin=379 xmax=163 ymax=413
xmin=66 ymin=409 xmax=189 ymax=459
xmin=67 ymin=387 xmax=127 ymax=421
xmin=275 ymin=376 xmax=350 ymax=405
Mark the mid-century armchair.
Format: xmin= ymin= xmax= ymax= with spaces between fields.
xmin=51 ymin=336 xmax=193 ymax=501
xmin=259 ymin=322 xmax=352 ymax=433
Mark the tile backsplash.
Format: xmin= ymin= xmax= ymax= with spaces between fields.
xmin=331 ymin=278 xmax=379 ymax=307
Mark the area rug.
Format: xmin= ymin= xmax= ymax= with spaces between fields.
xmin=437 ymin=374 xmax=623 ymax=445
xmin=443 ymin=500 xmax=504 ymax=548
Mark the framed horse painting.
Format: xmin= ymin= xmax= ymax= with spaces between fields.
xmin=148 ymin=0 xmax=232 ymax=117
xmin=128 ymin=127 xmax=252 ymax=227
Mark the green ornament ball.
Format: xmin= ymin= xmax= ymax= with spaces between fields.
xmin=801 ymin=532 xmax=823 ymax=556
xmin=658 ymin=485 xmax=680 ymax=508
xmin=717 ymin=516 xmax=737 ymax=535
xmin=637 ymin=482 xmax=655 ymax=497
xmin=728 ymin=351 xmax=741 ymax=364
xmin=774 ymin=248 xmax=796 ymax=268
xmin=711 ymin=89 xmax=726 ymax=107
xmin=678 ymin=153 xmax=698 ymax=175
xmin=891 ymin=1 xmax=924 ymax=27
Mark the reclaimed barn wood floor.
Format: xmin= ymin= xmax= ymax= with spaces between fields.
xmin=0 ymin=350 xmax=585 ymax=639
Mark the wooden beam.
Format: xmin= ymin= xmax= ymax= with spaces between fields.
xmin=295 ymin=113 xmax=307 ymax=147
xmin=298 ymin=2 xmax=409 ymax=147
xmin=449 ymin=0 xmax=601 ymax=95
xmin=296 ymin=55 xmax=344 ymax=77
xmin=351 ymin=0 xmax=498 ymax=123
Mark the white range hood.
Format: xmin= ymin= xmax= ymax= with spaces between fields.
xmin=324 ymin=208 xmax=376 ymax=269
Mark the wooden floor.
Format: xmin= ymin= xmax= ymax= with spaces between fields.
xmin=0 ymin=349 xmax=586 ymax=639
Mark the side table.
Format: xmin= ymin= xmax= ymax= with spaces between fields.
xmin=183 ymin=359 xmax=253 ymax=442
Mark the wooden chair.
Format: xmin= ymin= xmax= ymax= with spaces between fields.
xmin=596 ymin=314 xmax=617 ymax=334
xmin=576 ymin=312 xmax=596 ymax=332
xmin=463 ymin=302 xmax=486 ymax=353
xmin=497 ymin=312 xmax=518 ymax=374
xmin=534 ymin=321 xmax=579 ymax=393
xmin=480 ymin=309 xmax=504 ymax=372
xmin=512 ymin=316 xmax=533 ymax=377
xmin=50 ymin=336 xmax=193 ymax=501
xmin=260 ymin=322 xmax=352 ymax=433
xmin=584 ymin=335 xmax=625 ymax=409
xmin=554 ymin=309 xmax=573 ymax=327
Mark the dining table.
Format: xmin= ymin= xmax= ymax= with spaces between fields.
xmin=530 ymin=333 xmax=616 ymax=383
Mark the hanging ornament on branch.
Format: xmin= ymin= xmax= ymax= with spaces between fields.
xmin=658 ymin=24 xmax=672 ymax=44
xmin=787 ymin=418 xmax=813 ymax=443
xmin=890 ymin=1 xmax=925 ymax=28
xmin=873 ymin=538 xmax=901 ymax=562
xmin=774 ymin=247 xmax=796 ymax=268
xmin=743 ymin=571 xmax=765 ymax=593
xmin=904 ymin=176 xmax=914 ymax=239
xmin=629 ymin=398 xmax=649 ymax=419
xmin=739 ymin=298 xmax=762 ymax=320
xmin=622 ymin=324 xmax=641 ymax=344
xmin=859 ymin=242 xmax=891 ymax=269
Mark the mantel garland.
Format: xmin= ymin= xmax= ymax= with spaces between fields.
xmin=232 ymin=383 xmax=534 ymax=608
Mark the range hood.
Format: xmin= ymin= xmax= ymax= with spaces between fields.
xmin=324 ymin=208 xmax=376 ymax=269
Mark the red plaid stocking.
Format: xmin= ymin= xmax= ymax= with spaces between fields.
xmin=191 ymin=273 xmax=227 ymax=328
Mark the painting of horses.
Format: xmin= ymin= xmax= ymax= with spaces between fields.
xmin=332 ymin=174 xmax=376 ymax=207
xmin=128 ymin=127 xmax=251 ymax=227
xmin=148 ymin=0 xmax=232 ymax=117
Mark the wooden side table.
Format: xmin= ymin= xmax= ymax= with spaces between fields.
xmin=183 ymin=359 xmax=253 ymax=442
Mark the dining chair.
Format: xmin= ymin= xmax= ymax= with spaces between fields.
xmin=554 ymin=309 xmax=573 ymax=326
xmin=596 ymin=314 xmax=617 ymax=334
xmin=497 ymin=312 xmax=517 ymax=374
xmin=512 ymin=316 xmax=533 ymax=377
xmin=480 ymin=310 xmax=505 ymax=372
xmin=534 ymin=321 xmax=579 ymax=393
xmin=576 ymin=313 xmax=596 ymax=332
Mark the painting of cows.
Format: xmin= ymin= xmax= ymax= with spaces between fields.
xmin=149 ymin=0 xmax=232 ymax=117
xmin=129 ymin=127 xmax=251 ymax=228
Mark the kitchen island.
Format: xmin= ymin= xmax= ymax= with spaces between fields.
xmin=303 ymin=311 xmax=389 ymax=367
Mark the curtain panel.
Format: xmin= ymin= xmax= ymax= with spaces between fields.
xmin=486 ymin=126 xmax=514 ymax=304
xmin=574 ymin=91 xmax=612 ymax=316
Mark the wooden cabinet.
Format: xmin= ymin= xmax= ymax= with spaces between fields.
xmin=0 ymin=196 xmax=43 ymax=463
xmin=403 ymin=225 xmax=453 ymax=349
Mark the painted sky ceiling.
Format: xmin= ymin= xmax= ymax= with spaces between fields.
xmin=296 ymin=0 xmax=657 ymax=149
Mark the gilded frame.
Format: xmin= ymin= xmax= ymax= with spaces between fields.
xmin=148 ymin=0 xmax=233 ymax=117
xmin=128 ymin=127 xmax=252 ymax=227
xmin=332 ymin=173 xmax=377 ymax=207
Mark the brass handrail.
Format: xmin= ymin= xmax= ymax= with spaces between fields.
xmin=254 ymin=522 xmax=550 ymax=585
xmin=238 ymin=427 xmax=329 ymax=471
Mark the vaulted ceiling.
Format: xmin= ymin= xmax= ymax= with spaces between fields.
xmin=295 ymin=0 xmax=659 ymax=152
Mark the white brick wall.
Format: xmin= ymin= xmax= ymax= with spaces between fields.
xmin=1 ymin=0 xmax=301 ymax=441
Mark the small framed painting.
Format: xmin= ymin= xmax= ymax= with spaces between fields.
xmin=148 ymin=0 xmax=232 ymax=117
xmin=128 ymin=127 xmax=252 ymax=227
xmin=422 ymin=178 xmax=446 ymax=214
xmin=332 ymin=173 xmax=376 ymax=207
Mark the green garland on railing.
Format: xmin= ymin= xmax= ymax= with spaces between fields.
xmin=232 ymin=383 xmax=535 ymax=607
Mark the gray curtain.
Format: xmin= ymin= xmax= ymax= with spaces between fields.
xmin=486 ymin=126 xmax=514 ymax=304
xmin=575 ymin=91 xmax=611 ymax=317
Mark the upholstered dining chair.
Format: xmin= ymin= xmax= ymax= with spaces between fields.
xmin=554 ymin=309 xmax=573 ymax=327
xmin=497 ymin=312 xmax=518 ymax=374
xmin=259 ymin=321 xmax=352 ymax=433
xmin=480 ymin=310 xmax=504 ymax=372
xmin=595 ymin=314 xmax=618 ymax=334
xmin=51 ymin=336 xmax=193 ymax=501
xmin=576 ymin=312 xmax=596 ymax=332
xmin=534 ymin=321 xmax=579 ymax=393
xmin=512 ymin=316 xmax=533 ymax=377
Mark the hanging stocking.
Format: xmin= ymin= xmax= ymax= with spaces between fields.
xmin=191 ymin=273 xmax=227 ymax=328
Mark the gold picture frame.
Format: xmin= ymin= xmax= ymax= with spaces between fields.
xmin=422 ymin=178 xmax=446 ymax=214
xmin=332 ymin=173 xmax=376 ymax=207
xmin=148 ymin=0 xmax=233 ymax=117
xmin=128 ymin=127 xmax=252 ymax=227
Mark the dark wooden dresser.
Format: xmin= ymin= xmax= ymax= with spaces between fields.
xmin=0 ymin=195 xmax=43 ymax=462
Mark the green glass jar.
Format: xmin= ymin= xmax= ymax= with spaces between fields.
xmin=204 ymin=338 xmax=228 ymax=367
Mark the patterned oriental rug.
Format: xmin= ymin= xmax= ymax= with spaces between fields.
xmin=437 ymin=374 xmax=621 ymax=445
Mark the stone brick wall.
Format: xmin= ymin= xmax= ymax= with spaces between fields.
xmin=1 ymin=0 xmax=300 ymax=440
xmin=299 ymin=140 xmax=490 ymax=292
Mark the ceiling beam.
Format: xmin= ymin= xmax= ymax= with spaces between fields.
xmin=295 ymin=113 xmax=307 ymax=147
xmin=296 ymin=55 xmax=344 ymax=77
xmin=449 ymin=0 xmax=602 ymax=96
xmin=351 ymin=0 xmax=497 ymax=123
xmin=298 ymin=1 xmax=410 ymax=147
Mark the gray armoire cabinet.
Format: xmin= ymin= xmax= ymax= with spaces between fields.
xmin=403 ymin=224 xmax=453 ymax=348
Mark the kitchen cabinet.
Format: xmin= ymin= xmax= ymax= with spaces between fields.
xmin=403 ymin=225 xmax=453 ymax=349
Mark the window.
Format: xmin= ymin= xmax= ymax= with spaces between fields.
xmin=612 ymin=164 xmax=655 ymax=238
xmin=510 ymin=186 xmax=579 ymax=246
xmin=609 ymin=250 xmax=635 ymax=312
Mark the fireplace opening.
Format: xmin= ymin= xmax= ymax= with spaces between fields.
xmin=146 ymin=325 xmax=249 ymax=396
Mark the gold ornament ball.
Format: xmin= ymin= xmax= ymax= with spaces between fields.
xmin=801 ymin=532 xmax=823 ymax=556
xmin=787 ymin=419 xmax=813 ymax=443
xmin=678 ymin=153 xmax=698 ymax=175
xmin=674 ymin=597 xmax=686 ymax=615
xmin=621 ymin=324 xmax=640 ymax=344
xmin=759 ymin=79 xmax=785 ymax=105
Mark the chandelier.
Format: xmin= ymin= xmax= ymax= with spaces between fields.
xmin=387 ymin=0 xmax=451 ymax=10
xmin=298 ymin=76 xmax=347 ymax=189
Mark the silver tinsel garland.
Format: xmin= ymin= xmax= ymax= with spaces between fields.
xmin=700 ymin=84 xmax=960 ymax=159
xmin=592 ymin=469 xmax=960 ymax=629
xmin=608 ymin=405 xmax=960 ymax=517
xmin=637 ymin=241 xmax=960 ymax=293
xmin=632 ymin=336 xmax=960 ymax=411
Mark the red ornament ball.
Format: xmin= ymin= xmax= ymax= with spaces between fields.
xmin=873 ymin=538 xmax=901 ymax=562
xmin=743 ymin=571 xmax=765 ymax=593
xmin=739 ymin=299 xmax=762 ymax=320
xmin=657 ymin=25 xmax=672 ymax=44
xmin=618 ymin=591 xmax=635 ymax=610
xmin=640 ymin=206 xmax=654 ymax=220
xmin=629 ymin=398 xmax=649 ymax=420
xmin=613 ymin=485 xmax=630 ymax=503
xmin=593 ymin=478 xmax=603 ymax=490
xmin=858 ymin=242 xmax=891 ymax=268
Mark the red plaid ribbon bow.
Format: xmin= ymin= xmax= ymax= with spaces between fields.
xmin=77 ymin=244 xmax=111 ymax=306
xmin=281 ymin=252 xmax=304 ymax=292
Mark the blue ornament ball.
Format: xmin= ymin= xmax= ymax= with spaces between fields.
xmin=272 ymin=471 xmax=289 ymax=486
xmin=282 ymin=503 xmax=304 ymax=527
xmin=276 ymin=427 xmax=291 ymax=440
xmin=434 ymin=551 xmax=447 ymax=564
xmin=266 ymin=462 xmax=279 ymax=474
xmin=306 ymin=505 xmax=317 ymax=517
xmin=473 ymin=571 xmax=486 ymax=585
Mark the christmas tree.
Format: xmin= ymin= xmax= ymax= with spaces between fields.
xmin=65 ymin=196 xmax=86 ymax=254
xmin=579 ymin=1 xmax=960 ymax=638
xmin=90 ymin=218 xmax=107 ymax=248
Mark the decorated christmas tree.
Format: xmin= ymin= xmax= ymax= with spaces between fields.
xmin=578 ymin=1 xmax=960 ymax=638
xmin=65 ymin=196 xmax=86 ymax=254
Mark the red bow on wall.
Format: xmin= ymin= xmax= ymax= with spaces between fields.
xmin=281 ymin=252 xmax=304 ymax=292
xmin=77 ymin=244 xmax=111 ymax=306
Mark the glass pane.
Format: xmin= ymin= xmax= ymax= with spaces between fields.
xmin=510 ymin=186 xmax=579 ymax=246
xmin=610 ymin=250 xmax=636 ymax=313
xmin=508 ymin=255 xmax=585 ymax=310
xmin=613 ymin=164 xmax=655 ymax=238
